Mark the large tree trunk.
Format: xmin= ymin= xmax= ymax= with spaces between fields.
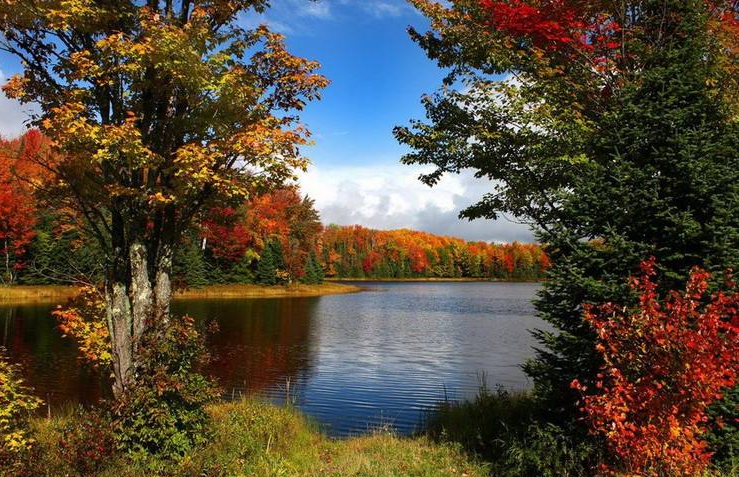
xmin=105 ymin=237 xmax=174 ymax=398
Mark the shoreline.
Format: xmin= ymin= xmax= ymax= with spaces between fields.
xmin=0 ymin=283 xmax=361 ymax=305
xmin=326 ymin=277 xmax=543 ymax=283
xmin=174 ymin=282 xmax=361 ymax=299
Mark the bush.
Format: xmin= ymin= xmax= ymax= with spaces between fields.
xmin=425 ymin=384 xmax=537 ymax=462
xmin=58 ymin=407 xmax=115 ymax=477
xmin=504 ymin=423 xmax=601 ymax=477
xmin=111 ymin=315 xmax=219 ymax=464
xmin=426 ymin=385 xmax=600 ymax=477
xmin=573 ymin=260 xmax=739 ymax=477
xmin=0 ymin=348 xmax=42 ymax=477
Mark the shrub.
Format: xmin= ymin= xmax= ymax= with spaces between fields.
xmin=425 ymin=384 xmax=537 ymax=462
xmin=58 ymin=407 xmax=115 ymax=477
xmin=426 ymin=384 xmax=600 ymax=477
xmin=504 ymin=422 xmax=601 ymax=477
xmin=111 ymin=315 xmax=219 ymax=464
xmin=573 ymin=259 xmax=739 ymax=476
xmin=0 ymin=349 xmax=42 ymax=477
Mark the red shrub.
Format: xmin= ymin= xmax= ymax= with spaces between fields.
xmin=572 ymin=258 xmax=739 ymax=476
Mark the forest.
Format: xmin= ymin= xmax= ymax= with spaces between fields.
xmin=1 ymin=130 xmax=547 ymax=288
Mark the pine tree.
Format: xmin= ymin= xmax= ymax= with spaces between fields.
xmin=269 ymin=239 xmax=285 ymax=271
xmin=174 ymin=239 xmax=209 ymax=287
xmin=310 ymin=251 xmax=324 ymax=284
xmin=257 ymin=243 xmax=277 ymax=285
xmin=301 ymin=253 xmax=317 ymax=284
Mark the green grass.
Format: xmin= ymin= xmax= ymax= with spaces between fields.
xmin=28 ymin=399 xmax=489 ymax=477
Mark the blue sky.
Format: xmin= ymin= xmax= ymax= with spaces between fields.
xmin=0 ymin=0 xmax=534 ymax=243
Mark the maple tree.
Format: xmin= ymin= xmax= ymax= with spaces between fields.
xmin=0 ymin=131 xmax=48 ymax=284
xmin=572 ymin=259 xmax=739 ymax=476
xmin=0 ymin=0 xmax=327 ymax=396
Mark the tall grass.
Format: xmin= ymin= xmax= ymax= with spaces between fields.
xmin=21 ymin=398 xmax=489 ymax=477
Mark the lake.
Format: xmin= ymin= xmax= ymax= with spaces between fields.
xmin=0 ymin=282 xmax=545 ymax=437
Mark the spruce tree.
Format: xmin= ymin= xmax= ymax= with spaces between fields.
xmin=524 ymin=3 xmax=739 ymax=442
xmin=269 ymin=238 xmax=285 ymax=271
xmin=310 ymin=251 xmax=325 ymax=284
xmin=301 ymin=253 xmax=317 ymax=284
xmin=257 ymin=243 xmax=277 ymax=285
xmin=174 ymin=239 xmax=209 ymax=287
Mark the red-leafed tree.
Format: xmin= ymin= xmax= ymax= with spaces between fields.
xmin=0 ymin=130 xmax=50 ymax=284
xmin=247 ymin=187 xmax=321 ymax=281
xmin=200 ymin=207 xmax=254 ymax=263
xmin=572 ymin=259 xmax=739 ymax=476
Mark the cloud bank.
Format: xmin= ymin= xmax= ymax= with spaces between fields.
xmin=298 ymin=163 xmax=535 ymax=243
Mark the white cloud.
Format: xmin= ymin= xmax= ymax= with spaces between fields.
xmin=301 ymin=1 xmax=332 ymax=19
xmin=359 ymin=1 xmax=405 ymax=18
xmin=0 ymin=69 xmax=38 ymax=138
xmin=298 ymin=162 xmax=536 ymax=243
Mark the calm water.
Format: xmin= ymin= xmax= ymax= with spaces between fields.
xmin=0 ymin=282 xmax=545 ymax=436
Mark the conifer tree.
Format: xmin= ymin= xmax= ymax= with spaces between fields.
xmin=525 ymin=4 xmax=739 ymax=429
xmin=257 ymin=244 xmax=277 ymax=286
xmin=399 ymin=0 xmax=739 ymax=461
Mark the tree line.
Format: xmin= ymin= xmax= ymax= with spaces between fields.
xmin=0 ymin=131 xmax=547 ymax=288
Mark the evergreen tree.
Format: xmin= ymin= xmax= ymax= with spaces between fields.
xmin=525 ymin=3 xmax=739 ymax=441
xmin=301 ymin=253 xmax=317 ymax=284
xmin=173 ymin=238 xmax=209 ymax=287
xmin=311 ymin=251 xmax=325 ymax=284
xmin=257 ymin=243 xmax=277 ymax=285
xmin=301 ymin=251 xmax=324 ymax=285
xmin=269 ymin=239 xmax=285 ymax=271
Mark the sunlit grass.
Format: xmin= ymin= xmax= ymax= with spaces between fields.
xmin=174 ymin=282 xmax=361 ymax=299
xmin=29 ymin=398 xmax=489 ymax=477
xmin=0 ymin=283 xmax=361 ymax=304
xmin=0 ymin=285 xmax=79 ymax=303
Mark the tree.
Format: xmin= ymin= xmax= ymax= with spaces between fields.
xmin=527 ymin=3 xmax=739 ymax=433
xmin=173 ymin=233 xmax=209 ymax=288
xmin=573 ymin=259 xmax=739 ymax=477
xmin=400 ymin=0 xmax=739 ymax=430
xmin=257 ymin=241 xmax=277 ymax=286
xmin=0 ymin=0 xmax=327 ymax=396
xmin=0 ymin=132 xmax=44 ymax=284
xmin=247 ymin=187 xmax=321 ymax=280
xmin=302 ymin=251 xmax=324 ymax=285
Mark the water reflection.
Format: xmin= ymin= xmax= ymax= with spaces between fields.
xmin=0 ymin=282 xmax=545 ymax=436
xmin=174 ymin=298 xmax=318 ymax=398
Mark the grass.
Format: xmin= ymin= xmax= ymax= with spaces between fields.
xmin=424 ymin=385 xmax=540 ymax=465
xmin=174 ymin=282 xmax=361 ymax=299
xmin=425 ymin=385 xmax=739 ymax=477
xmin=0 ymin=283 xmax=361 ymax=304
xmin=28 ymin=399 xmax=489 ymax=477
xmin=0 ymin=285 xmax=80 ymax=303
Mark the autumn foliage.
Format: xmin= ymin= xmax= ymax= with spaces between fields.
xmin=0 ymin=131 xmax=50 ymax=283
xmin=54 ymin=286 xmax=111 ymax=367
xmin=572 ymin=259 xmax=739 ymax=476
xmin=320 ymin=225 xmax=547 ymax=280
xmin=479 ymin=0 xmax=739 ymax=78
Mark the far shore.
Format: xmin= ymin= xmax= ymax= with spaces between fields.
xmin=0 ymin=282 xmax=361 ymax=305
xmin=326 ymin=277 xmax=542 ymax=283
